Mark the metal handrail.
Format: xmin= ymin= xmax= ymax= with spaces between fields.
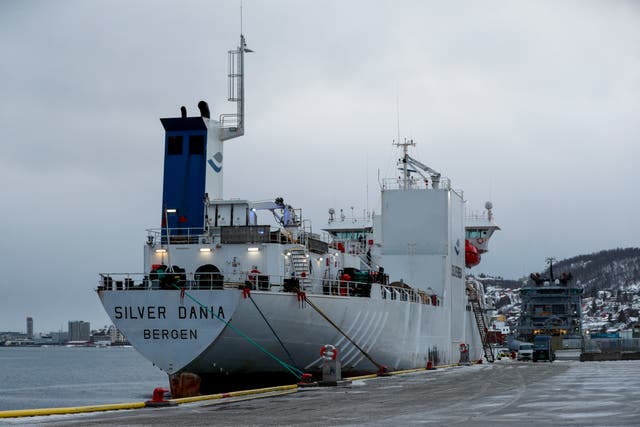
xmin=146 ymin=227 xmax=205 ymax=245
xmin=380 ymin=177 xmax=452 ymax=190
xmin=97 ymin=272 xmax=439 ymax=306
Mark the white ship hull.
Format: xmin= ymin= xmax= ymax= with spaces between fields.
xmin=99 ymin=285 xmax=484 ymax=379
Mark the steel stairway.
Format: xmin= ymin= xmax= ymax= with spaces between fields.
xmin=289 ymin=247 xmax=311 ymax=289
xmin=467 ymin=288 xmax=495 ymax=363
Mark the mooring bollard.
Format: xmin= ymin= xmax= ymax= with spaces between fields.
xmin=318 ymin=344 xmax=350 ymax=386
xmin=459 ymin=343 xmax=470 ymax=365
xmin=145 ymin=387 xmax=176 ymax=407
xmin=321 ymin=344 xmax=340 ymax=382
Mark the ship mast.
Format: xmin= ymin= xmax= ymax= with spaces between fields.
xmin=393 ymin=138 xmax=415 ymax=189
xmin=202 ymin=34 xmax=252 ymax=201
xmin=219 ymin=34 xmax=253 ymax=141
xmin=393 ymin=138 xmax=441 ymax=190
xmin=546 ymin=257 xmax=556 ymax=281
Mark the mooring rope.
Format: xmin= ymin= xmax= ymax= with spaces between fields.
xmin=302 ymin=293 xmax=386 ymax=372
xmin=247 ymin=293 xmax=299 ymax=369
xmin=170 ymin=284 xmax=304 ymax=380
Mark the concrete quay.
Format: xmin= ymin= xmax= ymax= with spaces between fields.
xmin=8 ymin=360 xmax=640 ymax=426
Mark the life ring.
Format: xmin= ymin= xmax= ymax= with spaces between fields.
xmin=476 ymin=238 xmax=485 ymax=244
xmin=320 ymin=344 xmax=338 ymax=360
xmin=459 ymin=343 xmax=468 ymax=353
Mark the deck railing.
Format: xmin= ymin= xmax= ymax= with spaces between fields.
xmin=97 ymin=272 xmax=440 ymax=306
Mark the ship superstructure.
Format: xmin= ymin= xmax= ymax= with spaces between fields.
xmin=517 ymin=258 xmax=583 ymax=342
xmin=96 ymin=34 xmax=499 ymax=397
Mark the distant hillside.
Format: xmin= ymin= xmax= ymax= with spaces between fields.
xmin=480 ymin=247 xmax=640 ymax=293
xmin=477 ymin=275 xmax=520 ymax=289
xmin=480 ymin=247 xmax=640 ymax=332
xmin=543 ymin=248 xmax=640 ymax=296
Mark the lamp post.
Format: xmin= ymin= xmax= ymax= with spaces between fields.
xmin=164 ymin=208 xmax=177 ymax=271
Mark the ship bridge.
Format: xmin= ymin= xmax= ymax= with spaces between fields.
xmin=465 ymin=202 xmax=500 ymax=254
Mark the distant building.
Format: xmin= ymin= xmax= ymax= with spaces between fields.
xmin=68 ymin=321 xmax=90 ymax=342
xmin=50 ymin=331 xmax=68 ymax=344
xmin=108 ymin=325 xmax=129 ymax=344
xmin=26 ymin=317 xmax=33 ymax=339
xmin=90 ymin=328 xmax=112 ymax=346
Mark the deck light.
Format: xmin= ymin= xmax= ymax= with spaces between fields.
xmin=166 ymin=208 xmax=177 ymax=213
xmin=248 ymin=247 xmax=260 ymax=252
xmin=155 ymin=249 xmax=167 ymax=253
xmin=200 ymin=248 xmax=212 ymax=252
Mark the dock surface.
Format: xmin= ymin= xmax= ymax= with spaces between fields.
xmin=10 ymin=360 xmax=640 ymax=426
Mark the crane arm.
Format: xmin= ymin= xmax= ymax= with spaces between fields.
xmin=404 ymin=155 xmax=441 ymax=179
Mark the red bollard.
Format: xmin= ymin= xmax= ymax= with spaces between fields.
xmin=377 ymin=365 xmax=390 ymax=376
xmin=426 ymin=360 xmax=436 ymax=370
xmin=151 ymin=387 xmax=169 ymax=402
xmin=298 ymin=373 xmax=315 ymax=387
xmin=145 ymin=387 xmax=176 ymax=407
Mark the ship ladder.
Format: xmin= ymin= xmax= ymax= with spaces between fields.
xmin=467 ymin=289 xmax=495 ymax=363
xmin=302 ymin=294 xmax=388 ymax=374
xmin=289 ymin=247 xmax=312 ymax=289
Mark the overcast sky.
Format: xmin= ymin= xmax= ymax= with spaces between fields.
xmin=1 ymin=0 xmax=638 ymax=333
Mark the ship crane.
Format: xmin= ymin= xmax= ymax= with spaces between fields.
xmin=251 ymin=199 xmax=299 ymax=226
xmin=394 ymin=138 xmax=441 ymax=189
xmin=401 ymin=154 xmax=441 ymax=189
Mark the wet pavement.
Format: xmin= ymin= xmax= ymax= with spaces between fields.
xmin=10 ymin=360 xmax=640 ymax=426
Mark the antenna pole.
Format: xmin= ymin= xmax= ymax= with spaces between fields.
xmin=366 ymin=154 xmax=369 ymax=215
xmin=393 ymin=138 xmax=415 ymax=189
xmin=220 ymin=34 xmax=252 ymax=141
xmin=395 ymin=86 xmax=401 ymax=147
xmin=546 ymin=257 xmax=556 ymax=281
xmin=238 ymin=34 xmax=245 ymax=131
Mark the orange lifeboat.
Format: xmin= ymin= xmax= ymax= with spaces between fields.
xmin=465 ymin=239 xmax=480 ymax=268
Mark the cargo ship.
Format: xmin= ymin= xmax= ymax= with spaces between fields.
xmin=96 ymin=34 xmax=499 ymax=396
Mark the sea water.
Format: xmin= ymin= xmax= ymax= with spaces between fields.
xmin=0 ymin=346 xmax=168 ymax=411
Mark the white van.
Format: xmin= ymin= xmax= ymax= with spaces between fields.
xmin=517 ymin=343 xmax=533 ymax=361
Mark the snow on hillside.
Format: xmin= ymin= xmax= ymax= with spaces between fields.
xmin=477 ymin=247 xmax=640 ymax=334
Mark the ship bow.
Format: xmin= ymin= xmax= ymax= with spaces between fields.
xmin=98 ymin=289 xmax=240 ymax=374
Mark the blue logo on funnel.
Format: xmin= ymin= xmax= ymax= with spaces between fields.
xmin=207 ymin=152 xmax=223 ymax=173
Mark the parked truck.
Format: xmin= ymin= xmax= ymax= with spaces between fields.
xmin=533 ymin=335 xmax=555 ymax=362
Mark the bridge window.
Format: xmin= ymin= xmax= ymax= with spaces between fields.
xmin=466 ymin=229 xmax=488 ymax=238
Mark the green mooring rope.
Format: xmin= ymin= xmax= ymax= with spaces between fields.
xmin=170 ymin=283 xmax=304 ymax=379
